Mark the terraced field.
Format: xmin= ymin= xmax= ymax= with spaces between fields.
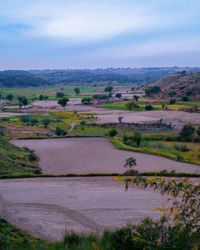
xmin=12 ymin=138 xmax=200 ymax=174
xmin=0 ymin=177 xmax=164 ymax=241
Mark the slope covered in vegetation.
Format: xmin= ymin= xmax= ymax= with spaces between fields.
xmin=0 ymin=135 xmax=40 ymax=177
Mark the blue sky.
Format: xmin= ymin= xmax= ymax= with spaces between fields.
xmin=0 ymin=0 xmax=200 ymax=69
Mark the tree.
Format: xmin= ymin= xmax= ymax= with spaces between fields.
xmin=6 ymin=94 xmax=14 ymax=101
xmin=108 ymin=129 xmax=117 ymax=138
xmin=125 ymin=101 xmax=139 ymax=111
xmin=118 ymin=116 xmax=124 ymax=124
xmin=55 ymin=127 xmax=66 ymax=136
xmin=104 ymin=86 xmax=113 ymax=93
xmin=145 ymin=86 xmax=161 ymax=97
xmin=74 ymin=87 xmax=80 ymax=96
xmin=124 ymin=158 xmax=137 ymax=175
xmin=133 ymin=95 xmax=139 ymax=102
xmin=58 ymin=97 xmax=69 ymax=109
xmin=133 ymin=132 xmax=142 ymax=146
xmin=145 ymin=105 xmax=153 ymax=111
xmin=115 ymin=93 xmax=122 ymax=98
xmin=126 ymin=177 xmax=200 ymax=234
xmin=18 ymin=96 xmax=28 ymax=108
xmin=42 ymin=119 xmax=51 ymax=128
xmin=179 ymin=124 xmax=195 ymax=142
xmin=169 ymin=99 xmax=176 ymax=105
xmin=56 ymin=92 xmax=64 ymax=98
xmin=81 ymin=97 xmax=93 ymax=105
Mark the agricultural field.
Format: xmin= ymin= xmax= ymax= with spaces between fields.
xmin=102 ymin=98 xmax=200 ymax=111
xmin=11 ymin=138 xmax=200 ymax=174
xmin=0 ymin=177 xmax=165 ymax=241
xmin=0 ymin=85 xmax=105 ymax=99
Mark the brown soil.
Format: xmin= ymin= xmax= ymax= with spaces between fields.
xmin=0 ymin=177 xmax=164 ymax=241
xmin=12 ymin=138 xmax=200 ymax=174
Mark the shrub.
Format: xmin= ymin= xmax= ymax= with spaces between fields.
xmin=81 ymin=97 xmax=93 ymax=105
xmin=56 ymin=92 xmax=64 ymax=98
xmin=181 ymin=96 xmax=190 ymax=102
xmin=179 ymin=124 xmax=195 ymax=142
xmin=169 ymin=98 xmax=176 ymax=105
xmin=125 ymin=101 xmax=139 ymax=110
xmin=145 ymin=86 xmax=161 ymax=97
xmin=55 ymin=127 xmax=67 ymax=136
xmin=115 ymin=93 xmax=122 ymax=98
xmin=108 ymin=129 xmax=117 ymax=137
xmin=145 ymin=105 xmax=153 ymax=111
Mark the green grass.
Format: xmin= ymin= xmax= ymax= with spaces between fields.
xmin=102 ymin=98 xmax=200 ymax=111
xmin=102 ymin=101 xmax=163 ymax=111
xmin=110 ymin=138 xmax=200 ymax=166
xmin=0 ymin=136 xmax=40 ymax=177
xmin=1 ymin=112 xmax=94 ymax=138
xmin=0 ymin=85 xmax=105 ymax=101
xmin=69 ymin=124 xmax=110 ymax=137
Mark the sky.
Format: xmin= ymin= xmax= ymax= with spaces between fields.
xmin=0 ymin=0 xmax=200 ymax=69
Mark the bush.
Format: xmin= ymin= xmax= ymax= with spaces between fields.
xmin=115 ymin=93 xmax=122 ymax=98
xmin=108 ymin=129 xmax=117 ymax=137
xmin=179 ymin=124 xmax=195 ymax=142
xmin=169 ymin=98 xmax=176 ymax=105
xmin=55 ymin=127 xmax=67 ymax=136
xmin=145 ymin=105 xmax=153 ymax=111
xmin=181 ymin=96 xmax=190 ymax=102
xmin=56 ymin=92 xmax=64 ymax=98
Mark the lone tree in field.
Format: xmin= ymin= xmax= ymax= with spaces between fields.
xmin=124 ymin=157 xmax=138 ymax=175
xmin=124 ymin=157 xmax=137 ymax=169
xmin=58 ymin=97 xmax=69 ymax=109
xmin=118 ymin=116 xmax=124 ymax=124
xmin=18 ymin=96 xmax=28 ymax=108
xmin=74 ymin=87 xmax=80 ymax=96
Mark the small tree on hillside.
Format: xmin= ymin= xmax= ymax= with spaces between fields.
xmin=58 ymin=97 xmax=69 ymax=109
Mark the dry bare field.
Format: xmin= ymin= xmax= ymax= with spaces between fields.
xmin=0 ymin=177 xmax=164 ymax=241
xmin=94 ymin=110 xmax=200 ymax=128
xmin=12 ymin=138 xmax=200 ymax=174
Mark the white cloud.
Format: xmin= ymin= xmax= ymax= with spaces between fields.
xmin=0 ymin=0 xmax=191 ymax=42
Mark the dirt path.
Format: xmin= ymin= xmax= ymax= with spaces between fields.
xmin=0 ymin=177 xmax=164 ymax=241
xmin=12 ymin=138 xmax=200 ymax=175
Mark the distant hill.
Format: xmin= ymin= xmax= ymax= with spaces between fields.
xmin=153 ymin=72 xmax=200 ymax=98
xmin=0 ymin=70 xmax=49 ymax=87
xmin=0 ymin=67 xmax=200 ymax=87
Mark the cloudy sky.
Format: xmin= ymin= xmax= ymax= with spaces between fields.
xmin=0 ymin=0 xmax=200 ymax=69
